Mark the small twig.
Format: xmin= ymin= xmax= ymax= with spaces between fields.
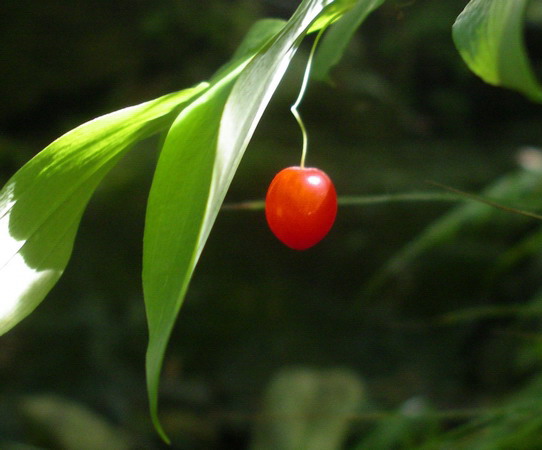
xmin=221 ymin=192 xmax=461 ymax=211
xmin=426 ymin=180 xmax=542 ymax=221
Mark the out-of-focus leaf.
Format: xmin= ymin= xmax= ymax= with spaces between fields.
xmin=19 ymin=394 xmax=133 ymax=450
xmin=453 ymin=0 xmax=542 ymax=102
xmin=251 ymin=367 xmax=364 ymax=450
xmin=485 ymin=227 xmax=542 ymax=288
xmin=363 ymin=169 xmax=542 ymax=298
xmin=425 ymin=378 xmax=542 ymax=449
xmin=354 ymin=399 xmax=436 ymax=450
xmin=142 ymin=0 xmax=349 ymax=442
xmin=313 ymin=0 xmax=387 ymax=81
xmin=0 ymin=83 xmax=207 ymax=335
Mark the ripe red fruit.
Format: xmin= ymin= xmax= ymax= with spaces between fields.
xmin=265 ymin=166 xmax=337 ymax=250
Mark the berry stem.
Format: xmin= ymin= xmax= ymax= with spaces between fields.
xmin=291 ymin=26 xmax=326 ymax=168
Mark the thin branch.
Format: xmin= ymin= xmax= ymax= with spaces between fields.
xmin=427 ymin=180 xmax=542 ymax=221
xmin=221 ymin=192 xmax=461 ymax=211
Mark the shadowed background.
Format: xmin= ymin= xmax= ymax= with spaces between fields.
xmin=2 ymin=0 xmax=542 ymax=448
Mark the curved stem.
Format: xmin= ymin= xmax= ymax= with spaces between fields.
xmin=291 ymin=26 xmax=327 ymax=168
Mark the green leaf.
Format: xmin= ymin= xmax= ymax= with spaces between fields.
xmin=0 ymin=83 xmax=207 ymax=336
xmin=453 ymin=0 xmax=542 ymax=102
xmin=312 ymin=0 xmax=387 ymax=81
xmin=251 ymin=368 xmax=365 ymax=450
xmin=230 ymin=18 xmax=287 ymax=61
xmin=142 ymin=0 xmax=347 ymax=442
xmin=212 ymin=19 xmax=287 ymax=82
xmin=143 ymin=69 xmax=242 ymax=444
xmin=308 ymin=0 xmax=360 ymax=32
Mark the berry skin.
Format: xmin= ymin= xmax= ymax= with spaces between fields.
xmin=265 ymin=166 xmax=337 ymax=250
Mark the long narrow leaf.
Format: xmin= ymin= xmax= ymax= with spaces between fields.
xmin=0 ymin=84 xmax=207 ymax=335
xmin=143 ymin=70 xmax=242 ymax=444
xmin=142 ymin=0 xmax=346 ymax=442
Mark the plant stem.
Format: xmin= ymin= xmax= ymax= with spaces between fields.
xmin=291 ymin=26 xmax=327 ymax=168
xmin=222 ymin=192 xmax=462 ymax=211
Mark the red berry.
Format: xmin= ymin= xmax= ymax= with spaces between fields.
xmin=265 ymin=166 xmax=337 ymax=250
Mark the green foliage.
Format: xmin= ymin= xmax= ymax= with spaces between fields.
xmin=363 ymin=168 xmax=542 ymax=298
xmin=4 ymin=0 xmax=542 ymax=445
xmin=354 ymin=165 xmax=542 ymax=448
xmin=0 ymin=0 xmax=386 ymax=441
xmin=453 ymin=0 xmax=542 ymax=102
xmin=143 ymin=0 xmax=366 ymax=440
xmin=312 ymin=0 xmax=387 ymax=80
xmin=415 ymin=378 xmax=542 ymax=449
xmin=251 ymin=368 xmax=364 ymax=449
xmin=19 ymin=394 xmax=133 ymax=449
xmin=0 ymin=84 xmax=207 ymax=336
xmin=354 ymin=403 xmax=440 ymax=450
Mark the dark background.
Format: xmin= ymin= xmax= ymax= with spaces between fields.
xmin=2 ymin=0 xmax=542 ymax=448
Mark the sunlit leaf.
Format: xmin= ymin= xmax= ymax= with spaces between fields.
xmin=230 ymin=19 xmax=287 ymax=62
xmin=308 ymin=0 xmax=360 ymax=32
xmin=212 ymin=19 xmax=286 ymax=82
xmin=0 ymin=84 xmax=207 ymax=336
xmin=142 ymin=0 xmax=347 ymax=442
xmin=453 ymin=0 xmax=542 ymax=102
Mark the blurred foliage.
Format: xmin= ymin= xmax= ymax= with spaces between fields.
xmin=3 ymin=0 xmax=542 ymax=448
xmin=251 ymin=367 xmax=364 ymax=450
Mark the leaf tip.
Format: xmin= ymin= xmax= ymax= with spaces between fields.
xmin=152 ymin=414 xmax=171 ymax=445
